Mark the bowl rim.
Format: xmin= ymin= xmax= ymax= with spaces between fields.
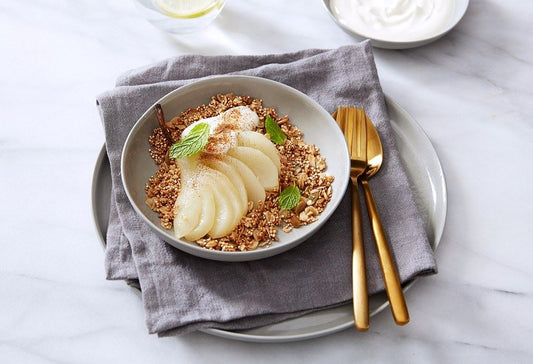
xmin=121 ymin=75 xmax=350 ymax=261
xmin=322 ymin=0 xmax=470 ymax=49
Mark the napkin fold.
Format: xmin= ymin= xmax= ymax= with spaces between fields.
xmin=97 ymin=41 xmax=437 ymax=336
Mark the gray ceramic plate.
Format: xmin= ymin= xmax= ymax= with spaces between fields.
xmin=92 ymin=95 xmax=447 ymax=342
xmin=322 ymin=0 xmax=469 ymax=49
xmin=121 ymin=75 xmax=350 ymax=262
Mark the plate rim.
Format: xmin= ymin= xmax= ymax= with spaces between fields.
xmin=386 ymin=96 xmax=448 ymax=250
xmin=91 ymin=94 xmax=447 ymax=342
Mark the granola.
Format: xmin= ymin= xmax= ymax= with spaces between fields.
xmin=145 ymin=93 xmax=334 ymax=251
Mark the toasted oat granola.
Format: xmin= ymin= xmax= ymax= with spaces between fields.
xmin=145 ymin=93 xmax=334 ymax=252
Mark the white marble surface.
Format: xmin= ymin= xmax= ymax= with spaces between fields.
xmin=1 ymin=0 xmax=532 ymax=362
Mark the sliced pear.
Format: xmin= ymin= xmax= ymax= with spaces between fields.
xmin=173 ymin=156 xmax=202 ymax=238
xmin=173 ymin=184 xmax=203 ymax=239
xmin=209 ymin=168 xmax=244 ymax=227
xmin=223 ymin=155 xmax=266 ymax=206
xmin=203 ymin=157 xmax=248 ymax=216
xmin=184 ymin=185 xmax=215 ymax=241
xmin=237 ymin=131 xmax=280 ymax=171
xmin=176 ymin=154 xmax=199 ymax=177
xmin=227 ymin=146 xmax=279 ymax=191
xmin=201 ymin=169 xmax=238 ymax=239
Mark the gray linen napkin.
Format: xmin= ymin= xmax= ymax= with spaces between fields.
xmin=97 ymin=41 xmax=437 ymax=336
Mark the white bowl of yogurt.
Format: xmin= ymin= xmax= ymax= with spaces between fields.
xmin=323 ymin=0 xmax=469 ymax=49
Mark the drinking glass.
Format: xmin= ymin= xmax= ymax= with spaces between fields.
xmin=134 ymin=0 xmax=226 ymax=34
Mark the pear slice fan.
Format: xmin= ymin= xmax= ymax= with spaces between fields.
xmin=173 ymin=131 xmax=280 ymax=240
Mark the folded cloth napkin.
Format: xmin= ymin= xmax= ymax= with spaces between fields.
xmin=96 ymin=41 xmax=437 ymax=336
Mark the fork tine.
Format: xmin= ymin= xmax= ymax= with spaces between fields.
xmin=345 ymin=108 xmax=355 ymax=153
xmin=361 ymin=109 xmax=367 ymax=160
xmin=338 ymin=108 xmax=346 ymax=143
xmin=350 ymin=108 xmax=357 ymax=156
xmin=351 ymin=108 xmax=358 ymax=156
xmin=353 ymin=108 xmax=366 ymax=162
xmin=333 ymin=107 xmax=340 ymax=127
xmin=338 ymin=107 xmax=347 ymax=135
xmin=335 ymin=107 xmax=343 ymax=135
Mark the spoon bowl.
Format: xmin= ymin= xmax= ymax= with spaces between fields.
xmin=363 ymin=119 xmax=383 ymax=178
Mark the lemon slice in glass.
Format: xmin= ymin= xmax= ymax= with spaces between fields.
xmin=154 ymin=0 xmax=221 ymax=19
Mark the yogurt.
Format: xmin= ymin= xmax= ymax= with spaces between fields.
xmin=330 ymin=0 xmax=455 ymax=42
xmin=181 ymin=106 xmax=259 ymax=155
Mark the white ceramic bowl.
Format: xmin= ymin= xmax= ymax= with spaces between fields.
xmin=322 ymin=0 xmax=469 ymax=50
xmin=121 ymin=75 xmax=350 ymax=262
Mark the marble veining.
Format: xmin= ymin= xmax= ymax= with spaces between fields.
xmin=1 ymin=0 xmax=532 ymax=362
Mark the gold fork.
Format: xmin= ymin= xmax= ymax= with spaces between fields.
xmin=336 ymin=106 xmax=369 ymax=331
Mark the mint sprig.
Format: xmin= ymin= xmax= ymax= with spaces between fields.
xmin=278 ymin=184 xmax=301 ymax=210
xmin=169 ymin=123 xmax=210 ymax=159
xmin=265 ymin=115 xmax=287 ymax=145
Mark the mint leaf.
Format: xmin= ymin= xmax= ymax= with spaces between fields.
xmin=169 ymin=123 xmax=210 ymax=159
xmin=278 ymin=184 xmax=301 ymax=210
xmin=265 ymin=115 xmax=287 ymax=145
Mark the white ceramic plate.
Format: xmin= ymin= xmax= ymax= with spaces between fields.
xmin=322 ymin=0 xmax=469 ymax=49
xmin=121 ymin=75 xmax=350 ymax=262
xmin=92 ymin=95 xmax=447 ymax=342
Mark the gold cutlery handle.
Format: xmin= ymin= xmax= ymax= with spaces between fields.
xmin=361 ymin=179 xmax=409 ymax=325
xmin=351 ymin=179 xmax=369 ymax=331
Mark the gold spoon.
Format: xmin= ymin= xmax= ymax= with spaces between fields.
xmin=361 ymin=112 xmax=409 ymax=325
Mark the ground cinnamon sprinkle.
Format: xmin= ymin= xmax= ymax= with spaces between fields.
xmin=145 ymin=93 xmax=334 ymax=252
